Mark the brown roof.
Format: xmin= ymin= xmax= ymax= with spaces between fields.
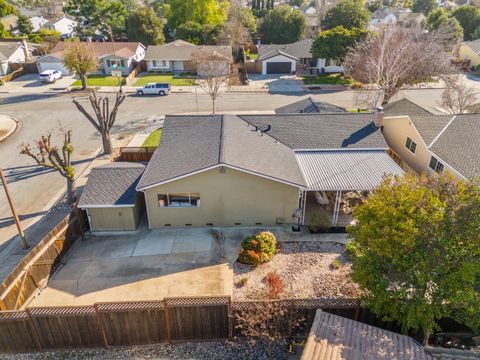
xmin=48 ymin=41 xmax=143 ymax=60
xmin=145 ymin=41 xmax=232 ymax=61
xmin=301 ymin=310 xmax=433 ymax=360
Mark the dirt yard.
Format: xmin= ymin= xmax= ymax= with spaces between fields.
xmin=233 ymin=242 xmax=360 ymax=300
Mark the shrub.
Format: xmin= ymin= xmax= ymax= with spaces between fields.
xmin=239 ymin=277 xmax=248 ymax=287
xmin=238 ymin=231 xmax=277 ymax=265
xmin=330 ymin=258 xmax=342 ymax=270
xmin=264 ymin=271 xmax=284 ymax=299
xmin=308 ymin=212 xmax=331 ymax=233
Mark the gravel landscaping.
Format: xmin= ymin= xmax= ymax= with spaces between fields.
xmin=233 ymin=242 xmax=360 ymax=300
xmin=5 ymin=340 xmax=300 ymax=360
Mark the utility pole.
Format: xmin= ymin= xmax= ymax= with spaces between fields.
xmin=0 ymin=168 xmax=29 ymax=249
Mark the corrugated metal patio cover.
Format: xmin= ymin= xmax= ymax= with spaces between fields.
xmin=295 ymin=150 xmax=404 ymax=191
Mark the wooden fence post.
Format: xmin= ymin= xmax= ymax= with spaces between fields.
xmin=228 ymin=297 xmax=233 ymax=339
xmin=25 ymin=308 xmax=43 ymax=351
xmin=93 ymin=304 xmax=109 ymax=348
xmin=354 ymin=299 xmax=361 ymax=321
xmin=163 ymin=299 xmax=172 ymax=343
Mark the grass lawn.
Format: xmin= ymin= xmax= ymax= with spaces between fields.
xmin=142 ymin=128 xmax=162 ymax=147
xmin=302 ymin=73 xmax=354 ymax=85
xmin=71 ymin=75 xmax=126 ymax=87
xmin=135 ymin=74 xmax=196 ymax=87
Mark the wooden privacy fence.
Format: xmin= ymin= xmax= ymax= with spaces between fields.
xmin=0 ymin=296 xmax=362 ymax=353
xmin=244 ymin=61 xmax=262 ymax=74
xmin=118 ymin=147 xmax=157 ymax=162
xmin=0 ymin=210 xmax=86 ymax=311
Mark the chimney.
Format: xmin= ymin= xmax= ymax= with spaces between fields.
xmin=374 ymin=107 xmax=384 ymax=128
xmin=21 ymin=39 xmax=30 ymax=62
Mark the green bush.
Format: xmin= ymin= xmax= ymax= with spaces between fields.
xmin=330 ymin=258 xmax=343 ymax=270
xmin=308 ymin=212 xmax=331 ymax=233
xmin=238 ymin=231 xmax=277 ymax=265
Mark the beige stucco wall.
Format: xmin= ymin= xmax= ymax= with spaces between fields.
xmin=382 ymin=116 xmax=459 ymax=178
xmin=86 ymin=193 xmax=146 ymax=231
xmin=143 ymin=167 xmax=300 ymax=228
xmin=458 ymin=44 xmax=480 ymax=67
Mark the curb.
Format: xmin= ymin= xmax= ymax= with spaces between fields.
xmin=0 ymin=115 xmax=20 ymax=143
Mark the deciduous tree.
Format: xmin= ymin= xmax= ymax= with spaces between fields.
xmin=63 ymin=41 xmax=97 ymax=91
xmin=259 ymin=5 xmax=305 ymax=44
xmin=344 ymin=24 xmax=454 ymax=105
xmin=322 ymin=0 xmax=370 ymax=30
xmin=126 ymin=7 xmax=165 ymax=45
xmin=73 ymin=92 xmax=126 ymax=155
xmin=20 ymin=130 xmax=76 ymax=204
xmin=167 ymin=0 xmax=228 ymax=30
xmin=347 ymin=174 xmax=480 ymax=344
xmin=442 ymin=75 xmax=479 ymax=114
xmin=412 ymin=0 xmax=437 ymax=15
xmin=312 ymin=26 xmax=367 ymax=63
xmin=0 ymin=0 xmax=16 ymax=17
xmin=452 ymin=5 xmax=480 ymax=41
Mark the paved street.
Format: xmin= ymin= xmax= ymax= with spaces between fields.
xmin=0 ymin=87 xmax=453 ymax=260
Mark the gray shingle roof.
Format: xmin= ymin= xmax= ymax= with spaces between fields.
xmin=295 ymin=150 xmax=404 ymax=191
xmin=429 ymin=114 xmax=480 ymax=179
xmin=301 ymin=310 xmax=433 ymax=360
xmin=258 ymin=38 xmax=314 ymax=60
xmin=239 ymin=113 xmax=388 ymax=149
xmin=409 ymin=115 xmax=454 ymax=146
xmin=137 ymin=115 xmax=222 ymax=190
xmin=384 ymin=98 xmax=433 ymax=116
xmin=144 ymin=42 xmax=232 ymax=61
xmin=275 ymin=97 xmax=347 ymax=114
xmin=78 ymin=163 xmax=145 ymax=207
xmin=465 ymin=39 xmax=480 ymax=55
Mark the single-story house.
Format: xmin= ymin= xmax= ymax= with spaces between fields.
xmin=382 ymin=111 xmax=480 ymax=179
xmin=36 ymin=41 xmax=146 ymax=75
xmin=129 ymin=111 xmax=402 ymax=229
xmin=0 ymin=14 xmax=19 ymax=35
xmin=257 ymin=38 xmax=343 ymax=75
xmin=0 ymin=40 xmax=32 ymax=76
xmin=78 ymin=163 xmax=146 ymax=231
xmin=43 ymin=16 xmax=77 ymax=36
xmin=144 ymin=40 xmax=233 ymax=76
xmin=29 ymin=16 xmax=48 ymax=32
xmin=369 ymin=8 xmax=425 ymax=28
xmin=301 ymin=309 xmax=433 ymax=360
xmin=456 ymin=39 xmax=480 ymax=68
xmin=275 ymin=97 xmax=347 ymax=114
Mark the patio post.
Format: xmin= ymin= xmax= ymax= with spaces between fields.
xmin=332 ymin=190 xmax=342 ymax=227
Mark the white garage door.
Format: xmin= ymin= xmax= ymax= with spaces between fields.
xmin=37 ymin=61 xmax=70 ymax=75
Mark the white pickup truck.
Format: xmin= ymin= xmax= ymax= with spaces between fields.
xmin=136 ymin=83 xmax=171 ymax=96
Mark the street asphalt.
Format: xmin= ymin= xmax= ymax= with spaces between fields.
xmin=0 ymin=88 xmax=452 ymax=261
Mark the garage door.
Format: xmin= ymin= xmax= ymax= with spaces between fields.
xmin=266 ymin=62 xmax=292 ymax=74
xmin=37 ymin=62 xmax=70 ymax=75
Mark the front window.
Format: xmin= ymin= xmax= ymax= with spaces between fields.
xmin=429 ymin=156 xmax=444 ymax=173
xmin=405 ymin=137 xmax=417 ymax=154
xmin=158 ymin=193 xmax=200 ymax=208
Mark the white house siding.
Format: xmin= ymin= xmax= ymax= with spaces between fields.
xmin=0 ymin=61 xmax=9 ymax=76
xmin=261 ymin=54 xmax=297 ymax=75
xmin=146 ymin=59 xmax=172 ymax=72
xmin=316 ymin=58 xmax=345 ymax=73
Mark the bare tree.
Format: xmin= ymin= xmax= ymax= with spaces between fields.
xmin=235 ymin=301 xmax=305 ymax=360
xmin=20 ymin=130 xmax=76 ymax=204
xmin=194 ymin=51 xmax=232 ymax=114
xmin=344 ymin=24 xmax=455 ymax=106
xmin=73 ymin=91 xmax=126 ymax=155
xmin=442 ymin=75 xmax=479 ymax=114
xmin=220 ymin=5 xmax=252 ymax=59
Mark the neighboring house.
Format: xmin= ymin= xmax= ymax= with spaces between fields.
xmin=369 ymin=8 xmax=425 ymax=27
xmin=383 ymin=98 xmax=434 ymax=116
xmin=382 ymin=112 xmax=480 ymax=179
xmin=301 ymin=310 xmax=434 ymax=360
xmin=397 ymin=12 xmax=426 ymax=27
xmin=0 ymin=41 xmax=32 ymax=76
xmin=369 ymin=8 xmax=397 ymax=26
xmin=302 ymin=6 xmax=320 ymax=38
xmin=36 ymin=41 xmax=146 ymax=75
xmin=144 ymin=40 xmax=233 ymax=76
xmin=43 ymin=17 xmax=77 ymax=36
xmin=78 ymin=163 xmax=146 ymax=231
xmin=0 ymin=15 xmax=19 ymax=35
xmin=275 ymin=97 xmax=347 ymax=114
xmin=456 ymin=39 xmax=480 ymax=68
xmin=29 ymin=16 xmax=49 ymax=32
xmin=257 ymin=38 xmax=343 ymax=75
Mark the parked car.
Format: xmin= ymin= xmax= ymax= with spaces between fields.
xmin=136 ymin=83 xmax=171 ymax=96
xmin=39 ymin=70 xmax=63 ymax=83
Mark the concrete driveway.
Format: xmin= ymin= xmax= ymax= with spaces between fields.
xmin=0 ymin=73 xmax=75 ymax=93
xmin=28 ymin=227 xmax=236 ymax=306
xmin=247 ymin=74 xmax=305 ymax=93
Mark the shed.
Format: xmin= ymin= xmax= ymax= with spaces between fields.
xmin=301 ymin=309 xmax=433 ymax=360
xmin=78 ymin=162 xmax=146 ymax=231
